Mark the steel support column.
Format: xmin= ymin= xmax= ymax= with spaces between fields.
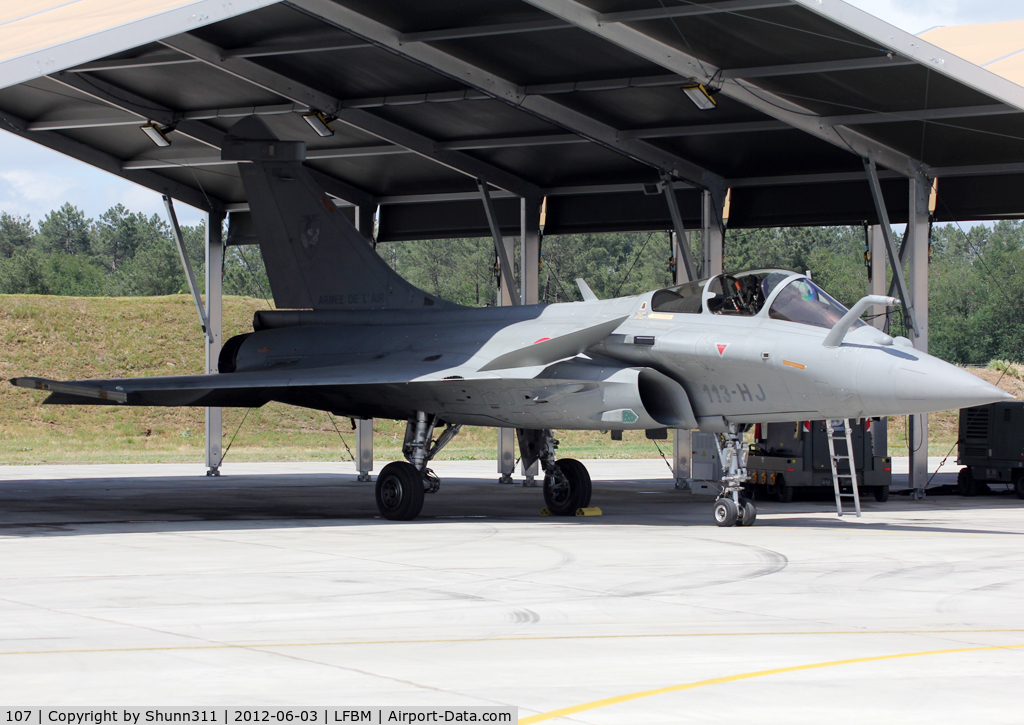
xmin=164 ymin=196 xmax=211 ymax=343
xmin=674 ymin=430 xmax=692 ymax=489
xmin=672 ymin=212 xmax=695 ymax=488
xmin=663 ymin=173 xmax=695 ymax=282
xmin=702 ymin=189 xmax=725 ymax=277
xmin=520 ymin=198 xmax=541 ymax=305
xmin=355 ymin=204 xmax=376 ymax=241
xmin=356 ymin=419 xmax=373 ymax=482
xmin=672 ymin=230 xmax=691 ymax=285
xmin=205 ymin=211 xmax=225 ymax=475
xmin=520 ymin=197 xmax=542 ymax=484
xmin=479 ymin=180 xmax=520 ymax=305
xmin=868 ymin=225 xmax=887 ymax=329
xmin=907 ymin=175 xmax=931 ymax=496
xmin=863 ymin=156 xmax=919 ymax=337
xmin=353 ymin=202 xmax=377 ymax=480
xmin=497 ymin=235 xmax=517 ymax=483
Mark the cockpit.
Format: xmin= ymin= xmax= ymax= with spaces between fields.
xmin=650 ymin=269 xmax=862 ymax=331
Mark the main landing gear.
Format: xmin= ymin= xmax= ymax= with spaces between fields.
xmin=714 ymin=424 xmax=757 ymax=527
xmin=518 ymin=428 xmax=592 ymax=516
xmin=374 ymin=411 xmax=461 ymax=521
xmin=372 ymin=421 xmax=593 ymax=521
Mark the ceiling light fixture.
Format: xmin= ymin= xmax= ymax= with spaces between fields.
xmin=682 ymin=83 xmax=717 ymax=110
xmin=140 ymin=122 xmax=172 ymax=147
xmin=303 ymin=111 xmax=335 ymax=137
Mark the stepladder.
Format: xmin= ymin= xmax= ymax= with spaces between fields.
xmin=827 ymin=419 xmax=861 ymax=517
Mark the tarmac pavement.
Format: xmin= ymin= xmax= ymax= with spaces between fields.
xmin=0 ymin=459 xmax=1021 ymax=722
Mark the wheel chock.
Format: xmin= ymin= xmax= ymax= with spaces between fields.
xmin=540 ymin=507 xmax=602 ymax=516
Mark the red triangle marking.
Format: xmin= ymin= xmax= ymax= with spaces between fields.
xmin=716 ymin=343 xmax=729 ymax=355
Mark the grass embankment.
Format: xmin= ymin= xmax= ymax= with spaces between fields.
xmin=1 ymin=295 xmax=1020 ymax=464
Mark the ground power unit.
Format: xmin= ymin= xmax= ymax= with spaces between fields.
xmin=957 ymin=401 xmax=1024 ymax=498
xmin=747 ymin=420 xmax=892 ymax=502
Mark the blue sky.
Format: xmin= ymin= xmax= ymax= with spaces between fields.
xmin=1 ymin=0 xmax=1022 ymax=229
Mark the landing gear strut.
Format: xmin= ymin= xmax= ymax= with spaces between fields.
xmin=518 ymin=428 xmax=592 ymax=516
xmin=374 ymin=411 xmax=461 ymax=521
xmin=714 ymin=424 xmax=756 ymax=527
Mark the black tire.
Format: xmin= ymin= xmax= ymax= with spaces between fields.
xmin=713 ymin=498 xmax=739 ymax=527
xmin=739 ymin=497 xmax=757 ymax=526
xmin=874 ymin=485 xmax=890 ymax=503
xmin=543 ymin=459 xmax=589 ymax=515
xmin=375 ymin=461 xmax=425 ymax=521
xmin=776 ymin=476 xmax=794 ymax=503
xmin=957 ymin=467 xmax=977 ymax=497
xmin=558 ymin=458 xmax=592 ymax=508
xmin=1015 ymin=475 xmax=1024 ymax=500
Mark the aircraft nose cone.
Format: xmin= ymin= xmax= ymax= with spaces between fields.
xmin=894 ymin=358 xmax=1013 ymax=412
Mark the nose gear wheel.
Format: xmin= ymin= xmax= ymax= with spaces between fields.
xmin=543 ymin=458 xmax=592 ymax=516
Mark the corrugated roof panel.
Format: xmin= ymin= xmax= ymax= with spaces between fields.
xmin=988 ymin=54 xmax=1024 ymax=87
xmin=0 ymin=0 xmax=281 ymax=89
xmin=919 ymin=21 xmax=1024 ymax=67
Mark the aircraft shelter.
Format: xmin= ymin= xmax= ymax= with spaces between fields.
xmin=3 ymin=0 xmax=1024 ymax=489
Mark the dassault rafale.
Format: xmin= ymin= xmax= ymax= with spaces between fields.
xmin=11 ymin=118 xmax=1012 ymax=526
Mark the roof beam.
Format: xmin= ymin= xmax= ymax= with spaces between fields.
xmin=49 ymin=70 xmax=223 ymax=148
xmin=720 ymin=55 xmax=913 ymax=79
xmin=624 ymin=120 xmax=789 ymax=139
xmin=396 ymin=0 xmax=792 ymax=43
xmin=223 ymin=34 xmax=372 ymax=58
xmin=159 ymin=32 xmax=542 ymax=199
xmin=0 ymin=108 xmax=221 ymax=213
xmin=68 ymin=51 xmax=198 ymax=73
xmin=726 ymin=169 xmax=901 ymax=188
xmin=820 ymin=103 xmax=1018 ymax=126
xmin=46 ymin=71 xmax=376 ymax=208
xmin=125 ymin=144 xmax=411 ymax=169
xmin=28 ymin=115 xmax=141 ymax=131
xmin=400 ymin=18 xmax=566 ymax=44
xmin=521 ymin=0 xmax=928 ymax=178
xmin=28 ymin=103 xmax=308 ymax=131
xmin=597 ymin=0 xmax=792 ymax=23
xmin=286 ymin=0 xmax=726 ymax=191
xmin=40 ymin=98 xmax=1021 ymax=165
xmin=32 ymin=99 xmax=1017 ymax=134
xmin=221 ymin=157 xmax=1024 ymax=211
xmin=930 ymin=161 xmax=1024 ymax=178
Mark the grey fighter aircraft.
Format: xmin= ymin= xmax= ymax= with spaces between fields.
xmin=11 ymin=118 xmax=1012 ymax=526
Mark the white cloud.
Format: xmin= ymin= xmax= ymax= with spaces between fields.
xmin=0 ymin=130 xmax=205 ymax=228
xmin=846 ymin=0 xmax=1024 ymax=33
xmin=0 ymin=169 xmax=78 ymax=206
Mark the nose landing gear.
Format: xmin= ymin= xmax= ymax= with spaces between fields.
xmin=714 ymin=424 xmax=757 ymax=527
xmin=519 ymin=428 xmax=593 ymax=516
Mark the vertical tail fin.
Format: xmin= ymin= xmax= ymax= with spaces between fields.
xmin=223 ymin=116 xmax=446 ymax=311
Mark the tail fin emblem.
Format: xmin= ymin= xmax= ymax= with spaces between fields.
xmin=300 ymin=215 xmax=320 ymax=257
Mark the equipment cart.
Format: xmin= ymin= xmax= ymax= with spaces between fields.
xmin=957 ymin=401 xmax=1024 ymax=498
xmin=748 ymin=419 xmax=892 ymax=502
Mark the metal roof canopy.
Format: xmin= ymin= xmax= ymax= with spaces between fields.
xmin=3 ymin=0 xmax=1024 ymax=241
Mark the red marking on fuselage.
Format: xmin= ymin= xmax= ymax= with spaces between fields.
xmin=716 ymin=343 xmax=729 ymax=355
xmin=534 ymin=337 xmax=551 ymax=344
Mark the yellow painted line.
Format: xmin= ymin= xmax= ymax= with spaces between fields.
xmin=1 ymin=629 xmax=1023 ymax=658
xmin=518 ymin=643 xmax=1024 ymax=724
xmin=782 ymin=359 xmax=806 ymax=369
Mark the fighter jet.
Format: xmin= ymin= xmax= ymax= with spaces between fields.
xmin=10 ymin=118 xmax=1012 ymax=526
